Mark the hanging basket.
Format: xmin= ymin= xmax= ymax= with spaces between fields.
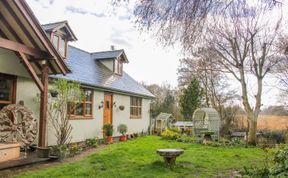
xmin=119 ymin=105 xmax=125 ymax=111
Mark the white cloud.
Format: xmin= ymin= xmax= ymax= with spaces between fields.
xmin=26 ymin=0 xmax=283 ymax=107
xmin=26 ymin=0 xmax=181 ymax=86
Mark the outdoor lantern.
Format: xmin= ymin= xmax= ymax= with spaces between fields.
xmin=98 ymin=101 xmax=104 ymax=109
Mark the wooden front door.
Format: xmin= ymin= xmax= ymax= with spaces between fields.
xmin=103 ymin=94 xmax=113 ymax=125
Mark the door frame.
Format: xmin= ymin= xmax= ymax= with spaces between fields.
xmin=103 ymin=92 xmax=113 ymax=125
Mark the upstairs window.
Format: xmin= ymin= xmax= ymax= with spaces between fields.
xmin=114 ymin=59 xmax=123 ymax=75
xmin=0 ymin=74 xmax=16 ymax=110
xmin=130 ymin=97 xmax=142 ymax=119
xmin=52 ymin=33 xmax=67 ymax=58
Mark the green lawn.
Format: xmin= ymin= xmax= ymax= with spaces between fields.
xmin=16 ymin=136 xmax=264 ymax=178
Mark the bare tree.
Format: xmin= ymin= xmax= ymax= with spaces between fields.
xmin=204 ymin=2 xmax=285 ymax=144
xmin=133 ymin=0 xmax=281 ymax=51
xmin=177 ymin=47 xmax=240 ymax=133
xmin=48 ymin=79 xmax=82 ymax=146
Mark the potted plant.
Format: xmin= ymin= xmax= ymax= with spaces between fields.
xmin=49 ymin=89 xmax=58 ymax=97
xmin=117 ymin=124 xmax=128 ymax=141
xmin=103 ymin=124 xmax=113 ymax=144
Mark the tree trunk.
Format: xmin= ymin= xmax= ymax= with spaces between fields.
xmin=247 ymin=112 xmax=257 ymax=145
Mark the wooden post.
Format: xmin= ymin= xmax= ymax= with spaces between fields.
xmin=38 ymin=62 xmax=49 ymax=147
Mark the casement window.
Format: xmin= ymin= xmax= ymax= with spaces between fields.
xmin=68 ymin=89 xmax=93 ymax=119
xmin=0 ymin=73 xmax=16 ymax=110
xmin=130 ymin=96 xmax=142 ymax=119
xmin=51 ymin=33 xmax=67 ymax=58
xmin=114 ymin=59 xmax=123 ymax=75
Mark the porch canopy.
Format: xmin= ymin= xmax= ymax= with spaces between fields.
xmin=0 ymin=0 xmax=69 ymax=147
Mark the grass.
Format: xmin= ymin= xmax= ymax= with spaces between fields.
xmin=15 ymin=136 xmax=265 ymax=178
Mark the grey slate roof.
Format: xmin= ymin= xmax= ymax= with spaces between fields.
xmin=52 ymin=46 xmax=154 ymax=98
xmin=42 ymin=21 xmax=68 ymax=31
xmin=42 ymin=21 xmax=77 ymax=41
xmin=92 ymin=50 xmax=129 ymax=62
xmin=155 ymin=113 xmax=175 ymax=120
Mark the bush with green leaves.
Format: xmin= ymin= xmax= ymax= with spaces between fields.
xmin=50 ymin=145 xmax=70 ymax=159
xmin=85 ymin=137 xmax=98 ymax=148
xmin=161 ymin=128 xmax=181 ymax=140
xmin=69 ymin=143 xmax=83 ymax=156
xmin=261 ymin=131 xmax=286 ymax=144
xmin=176 ymin=134 xmax=202 ymax=143
xmin=103 ymin=124 xmax=113 ymax=136
xmin=117 ymin=124 xmax=128 ymax=135
xmin=241 ymin=145 xmax=288 ymax=177
xmin=269 ymin=145 xmax=288 ymax=176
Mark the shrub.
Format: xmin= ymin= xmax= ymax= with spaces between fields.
xmin=85 ymin=137 xmax=98 ymax=148
xmin=269 ymin=145 xmax=288 ymax=176
xmin=169 ymin=127 xmax=180 ymax=133
xmin=260 ymin=131 xmax=286 ymax=144
xmin=69 ymin=143 xmax=83 ymax=156
xmin=117 ymin=124 xmax=128 ymax=135
xmin=103 ymin=124 xmax=113 ymax=136
xmin=50 ymin=145 xmax=70 ymax=159
xmin=176 ymin=135 xmax=202 ymax=143
xmin=241 ymin=145 xmax=288 ymax=177
xmin=161 ymin=128 xmax=181 ymax=140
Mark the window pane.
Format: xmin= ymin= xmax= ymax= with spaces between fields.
xmin=0 ymin=104 xmax=5 ymax=110
xmin=119 ymin=62 xmax=123 ymax=74
xmin=133 ymin=97 xmax=136 ymax=106
xmin=76 ymin=103 xmax=84 ymax=115
xmin=114 ymin=60 xmax=118 ymax=73
xmin=85 ymin=104 xmax=92 ymax=115
xmin=85 ymin=90 xmax=92 ymax=102
xmin=106 ymin=101 xmax=110 ymax=109
xmin=0 ymin=79 xmax=12 ymax=101
xmin=52 ymin=35 xmax=59 ymax=49
xmin=59 ymin=37 xmax=66 ymax=57
xmin=67 ymin=102 xmax=75 ymax=115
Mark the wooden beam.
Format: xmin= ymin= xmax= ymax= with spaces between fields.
xmin=0 ymin=12 xmax=24 ymax=43
xmin=18 ymin=52 xmax=44 ymax=92
xmin=0 ymin=29 xmax=8 ymax=39
xmin=2 ymin=0 xmax=39 ymax=48
xmin=13 ymin=0 xmax=69 ymax=74
xmin=38 ymin=63 xmax=49 ymax=147
xmin=0 ymin=37 xmax=50 ymax=59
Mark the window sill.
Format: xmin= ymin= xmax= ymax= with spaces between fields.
xmin=69 ymin=116 xmax=94 ymax=120
xmin=130 ymin=116 xmax=142 ymax=119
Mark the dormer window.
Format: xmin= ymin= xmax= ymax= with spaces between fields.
xmin=52 ymin=33 xmax=67 ymax=58
xmin=42 ymin=21 xmax=77 ymax=58
xmin=114 ymin=58 xmax=123 ymax=75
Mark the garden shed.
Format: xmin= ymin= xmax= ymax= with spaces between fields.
xmin=154 ymin=113 xmax=176 ymax=133
xmin=192 ymin=108 xmax=221 ymax=138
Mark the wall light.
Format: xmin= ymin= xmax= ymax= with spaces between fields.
xmin=98 ymin=101 xmax=104 ymax=109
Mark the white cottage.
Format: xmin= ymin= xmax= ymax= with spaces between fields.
xmin=0 ymin=0 xmax=154 ymax=146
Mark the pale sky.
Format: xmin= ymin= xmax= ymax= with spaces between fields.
xmin=26 ymin=0 xmax=284 ymax=107
xmin=26 ymin=0 xmax=182 ymax=86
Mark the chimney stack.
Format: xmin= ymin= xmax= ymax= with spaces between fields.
xmin=111 ymin=45 xmax=115 ymax=50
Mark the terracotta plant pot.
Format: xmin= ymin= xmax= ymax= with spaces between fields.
xmin=106 ymin=136 xmax=113 ymax=144
xmin=119 ymin=135 xmax=127 ymax=142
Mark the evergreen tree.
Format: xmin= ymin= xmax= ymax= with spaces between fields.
xmin=180 ymin=79 xmax=203 ymax=120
